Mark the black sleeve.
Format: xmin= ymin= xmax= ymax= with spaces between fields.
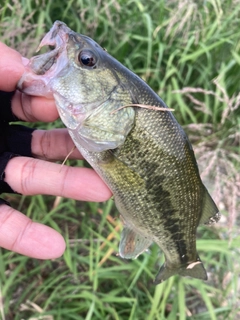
xmin=0 ymin=90 xmax=35 ymax=203
xmin=0 ymin=90 xmax=19 ymax=122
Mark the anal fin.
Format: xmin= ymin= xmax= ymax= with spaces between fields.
xmin=119 ymin=227 xmax=152 ymax=259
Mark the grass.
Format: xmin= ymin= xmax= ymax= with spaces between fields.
xmin=0 ymin=0 xmax=240 ymax=319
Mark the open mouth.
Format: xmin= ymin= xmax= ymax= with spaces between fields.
xmin=29 ymin=21 xmax=71 ymax=75
xmin=17 ymin=21 xmax=71 ymax=96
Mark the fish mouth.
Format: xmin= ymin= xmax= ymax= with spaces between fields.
xmin=17 ymin=21 xmax=71 ymax=97
xmin=37 ymin=21 xmax=71 ymax=52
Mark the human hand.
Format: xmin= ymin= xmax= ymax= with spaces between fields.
xmin=0 ymin=42 xmax=112 ymax=259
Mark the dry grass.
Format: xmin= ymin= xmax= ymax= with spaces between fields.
xmin=0 ymin=0 xmax=44 ymax=56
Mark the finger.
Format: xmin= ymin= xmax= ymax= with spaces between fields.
xmin=0 ymin=42 xmax=58 ymax=122
xmin=0 ymin=42 xmax=25 ymax=91
xmin=31 ymin=129 xmax=83 ymax=160
xmin=5 ymin=157 xmax=112 ymax=202
xmin=12 ymin=90 xmax=59 ymax=122
xmin=0 ymin=204 xmax=65 ymax=259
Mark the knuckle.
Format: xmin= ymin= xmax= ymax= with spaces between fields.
xmin=0 ymin=205 xmax=15 ymax=229
xmin=12 ymin=219 xmax=32 ymax=253
xmin=39 ymin=130 xmax=52 ymax=160
xmin=21 ymin=94 xmax=36 ymax=121
xmin=20 ymin=158 xmax=39 ymax=194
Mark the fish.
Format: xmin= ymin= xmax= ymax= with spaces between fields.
xmin=17 ymin=21 xmax=220 ymax=284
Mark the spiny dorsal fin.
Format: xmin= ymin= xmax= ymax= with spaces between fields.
xmin=119 ymin=227 xmax=152 ymax=259
xmin=199 ymin=187 xmax=220 ymax=225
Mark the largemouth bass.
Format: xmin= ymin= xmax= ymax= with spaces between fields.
xmin=18 ymin=21 xmax=220 ymax=284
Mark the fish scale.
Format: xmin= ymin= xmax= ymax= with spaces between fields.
xmin=17 ymin=21 xmax=220 ymax=284
xmin=108 ymin=109 xmax=200 ymax=255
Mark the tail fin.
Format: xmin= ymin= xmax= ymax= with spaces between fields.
xmin=154 ymin=258 xmax=207 ymax=285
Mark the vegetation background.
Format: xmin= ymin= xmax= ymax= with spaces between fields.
xmin=0 ymin=0 xmax=239 ymax=319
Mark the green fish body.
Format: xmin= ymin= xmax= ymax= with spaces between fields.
xmin=18 ymin=21 xmax=220 ymax=284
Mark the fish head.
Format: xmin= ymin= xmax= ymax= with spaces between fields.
xmin=19 ymin=21 xmax=118 ymax=101
xmin=18 ymin=21 xmax=135 ymax=151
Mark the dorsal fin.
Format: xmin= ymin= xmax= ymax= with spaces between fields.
xmin=199 ymin=187 xmax=220 ymax=225
xmin=119 ymin=227 xmax=152 ymax=259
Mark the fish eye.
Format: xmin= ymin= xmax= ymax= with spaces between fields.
xmin=78 ymin=50 xmax=97 ymax=68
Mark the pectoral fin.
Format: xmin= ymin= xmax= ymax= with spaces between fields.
xmin=199 ymin=187 xmax=220 ymax=225
xmin=119 ymin=227 xmax=152 ymax=259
